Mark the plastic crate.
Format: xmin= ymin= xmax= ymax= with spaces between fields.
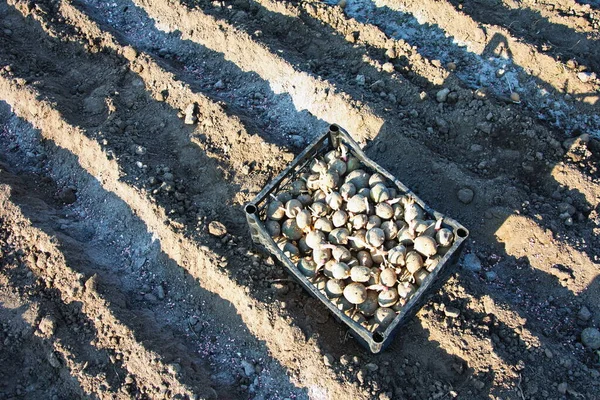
xmin=245 ymin=124 xmax=469 ymax=353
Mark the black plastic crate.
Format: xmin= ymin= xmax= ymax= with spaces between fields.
xmin=245 ymin=125 xmax=469 ymax=353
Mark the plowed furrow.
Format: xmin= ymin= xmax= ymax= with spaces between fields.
xmin=0 ymin=102 xmax=300 ymax=399
xmin=128 ymin=0 xmax=385 ymax=143
xmin=446 ymin=0 xmax=600 ymax=73
xmin=264 ymin=0 xmax=450 ymax=87
xmin=7 ymin=0 xmax=288 ymax=216
xmin=0 ymin=261 xmax=89 ymax=399
xmin=77 ymin=0 xmax=599 ymax=238
xmin=3 ymin=46 xmax=598 ymax=400
xmin=56 ymin=0 xmax=295 ymax=176
xmin=2 ymin=1 xmax=599 ymax=398
xmin=0 ymin=3 xmax=508 ymax=396
xmin=372 ymin=0 xmax=598 ymax=105
xmin=0 ymin=174 xmax=197 ymax=398
xmin=506 ymin=0 xmax=599 ymax=35
xmin=0 ymin=53 xmax=360 ymax=400
xmin=54 ymin=0 xmax=600 ymax=299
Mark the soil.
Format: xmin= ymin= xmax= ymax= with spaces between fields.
xmin=0 ymin=0 xmax=599 ymax=399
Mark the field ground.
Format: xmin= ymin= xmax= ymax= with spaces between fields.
xmin=0 ymin=0 xmax=599 ymax=399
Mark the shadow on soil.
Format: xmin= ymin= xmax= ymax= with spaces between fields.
xmin=0 ymin=129 xmax=302 ymax=399
xmin=445 ymin=0 xmax=600 ymax=74
xmin=0 ymin=302 xmax=86 ymax=398
xmin=74 ymin=0 xmax=328 ymax=148
xmin=326 ymin=0 xmax=600 ymax=108
xmin=2 ymin=1 xmax=600 ymax=399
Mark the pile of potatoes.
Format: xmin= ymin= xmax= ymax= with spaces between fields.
xmin=262 ymin=143 xmax=455 ymax=333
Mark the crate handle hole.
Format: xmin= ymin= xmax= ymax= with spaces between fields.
xmin=329 ymin=124 xmax=339 ymax=132
xmin=372 ymin=332 xmax=384 ymax=343
xmin=456 ymin=228 xmax=468 ymax=238
xmin=245 ymin=204 xmax=257 ymax=214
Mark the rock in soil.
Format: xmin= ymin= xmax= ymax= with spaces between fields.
xmin=436 ymin=88 xmax=450 ymax=103
xmin=578 ymin=306 xmax=592 ymax=322
xmin=581 ymin=327 xmax=600 ymax=349
xmin=37 ymin=316 xmax=56 ymax=337
xmin=558 ymin=382 xmax=568 ymax=394
xmin=184 ymin=103 xmax=197 ymax=125
xmin=457 ymin=188 xmax=474 ymax=204
xmin=462 ymin=253 xmax=482 ymax=272
xmin=444 ymin=306 xmax=460 ymax=318
xmin=57 ymin=187 xmax=77 ymax=204
xmin=240 ymin=360 xmax=255 ymax=377
xmin=208 ymin=221 xmax=227 ymax=238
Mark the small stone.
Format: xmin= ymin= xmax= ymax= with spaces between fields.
xmin=564 ymin=217 xmax=574 ymax=226
xmin=38 ymin=316 xmax=56 ymax=337
xmin=208 ymin=221 xmax=227 ymax=238
xmin=472 ymin=379 xmax=485 ymax=390
xmin=510 ymin=92 xmax=521 ymax=102
xmin=578 ymin=306 xmax=592 ymax=322
xmin=323 ymin=354 xmax=334 ymax=367
xmin=356 ymin=369 xmax=366 ymax=385
xmin=47 ymin=352 xmax=61 ymax=368
xmin=446 ymin=92 xmax=459 ymax=104
xmin=156 ymin=284 xmax=165 ymax=300
xmin=184 ymin=103 xmax=197 ymax=125
xmin=365 ymin=362 xmax=378 ymax=372
xmin=544 ymin=348 xmax=553 ymax=358
xmin=340 ymin=354 xmax=351 ymax=366
xmin=462 ymin=253 xmax=482 ymax=272
xmin=447 ymin=62 xmax=456 ymax=71
xmin=288 ymin=134 xmax=304 ymax=148
xmin=557 ymin=382 xmax=568 ymax=394
xmin=436 ymin=88 xmax=450 ymax=103
xmin=485 ymin=271 xmax=497 ymax=281
xmin=577 ymin=72 xmax=595 ymax=83
xmin=270 ymin=282 xmax=289 ymax=295
xmin=477 ymin=122 xmax=493 ymax=135
xmin=240 ymin=360 xmax=255 ymax=377
xmin=356 ymin=75 xmax=366 ymax=86
xmin=470 ymin=144 xmax=483 ymax=152
xmin=444 ymin=307 xmax=460 ymax=318
xmin=581 ymin=327 xmax=600 ymax=349
xmin=382 ymin=62 xmax=395 ymax=73
xmin=57 ymin=187 xmax=77 ymax=204
xmin=134 ymin=145 xmax=146 ymax=155
xmin=214 ymin=80 xmax=225 ymax=89
xmin=457 ymin=188 xmax=474 ymax=204
xmin=144 ymin=293 xmax=157 ymax=302
xmin=122 ymin=46 xmax=137 ymax=61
